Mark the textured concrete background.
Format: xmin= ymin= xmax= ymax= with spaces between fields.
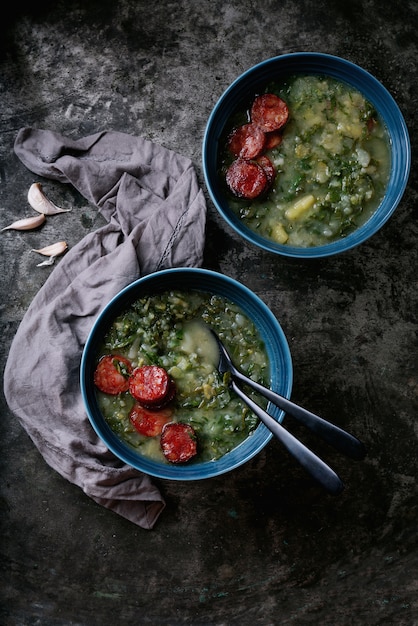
xmin=1 ymin=1 xmax=417 ymax=624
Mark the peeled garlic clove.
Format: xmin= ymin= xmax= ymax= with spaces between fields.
xmin=2 ymin=213 xmax=46 ymax=231
xmin=28 ymin=182 xmax=71 ymax=215
xmin=32 ymin=241 xmax=68 ymax=257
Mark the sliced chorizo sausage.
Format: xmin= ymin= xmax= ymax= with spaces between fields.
xmin=264 ymin=130 xmax=283 ymax=150
xmin=94 ymin=355 xmax=133 ymax=395
xmin=256 ymin=155 xmax=276 ymax=186
xmin=225 ymin=158 xmax=268 ymax=200
xmin=129 ymin=404 xmax=173 ymax=437
xmin=251 ymin=94 xmax=289 ymax=132
xmin=129 ymin=365 xmax=173 ymax=407
xmin=150 ymin=378 xmax=176 ymax=407
xmin=227 ymin=122 xmax=266 ymax=159
xmin=160 ymin=422 xmax=198 ymax=463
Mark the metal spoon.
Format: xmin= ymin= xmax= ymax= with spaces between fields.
xmin=210 ymin=330 xmax=365 ymax=494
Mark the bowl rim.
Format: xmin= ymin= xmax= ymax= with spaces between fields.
xmin=80 ymin=267 xmax=293 ymax=480
xmin=202 ymin=51 xmax=411 ymax=258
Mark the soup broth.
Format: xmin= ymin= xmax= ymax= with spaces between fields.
xmin=219 ymin=75 xmax=391 ymax=247
xmin=95 ymin=290 xmax=270 ymax=463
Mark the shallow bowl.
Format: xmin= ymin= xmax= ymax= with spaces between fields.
xmin=202 ymin=52 xmax=411 ymax=258
xmin=80 ymin=268 xmax=293 ymax=480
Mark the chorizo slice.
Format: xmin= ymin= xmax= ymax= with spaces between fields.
xmin=160 ymin=422 xmax=198 ymax=464
xmin=225 ymin=158 xmax=268 ymax=200
xmin=129 ymin=404 xmax=173 ymax=437
xmin=264 ymin=130 xmax=283 ymax=150
xmin=129 ymin=365 xmax=172 ymax=407
xmin=251 ymin=94 xmax=289 ymax=132
xmin=94 ymin=355 xmax=133 ymax=395
xmin=227 ymin=122 xmax=266 ymax=159
xmin=255 ymin=155 xmax=276 ymax=186
xmin=141 ymin=379 xmax=177 ymax=409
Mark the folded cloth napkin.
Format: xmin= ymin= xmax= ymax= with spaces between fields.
xmin=4 ymin=128 xmax=207 ymax=529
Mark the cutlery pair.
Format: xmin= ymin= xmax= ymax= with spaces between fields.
xmin=211 ymin=330 xmax=366 ymax=495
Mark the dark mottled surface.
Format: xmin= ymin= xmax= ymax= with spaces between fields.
xmin=1 ymin=1 xmax=417 ymax=624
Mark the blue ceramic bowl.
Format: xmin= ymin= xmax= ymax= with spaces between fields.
xmin=202 ymin=52 xmax=411 ymax=258
xmin=80 ymin=268 xmax=293 ymax=480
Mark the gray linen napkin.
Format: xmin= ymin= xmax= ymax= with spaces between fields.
xmin=3 ymin=128 xmax=207 ymax=529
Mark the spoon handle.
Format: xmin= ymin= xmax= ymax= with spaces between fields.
xmin=232 ymin=369 xmax=366 ymax=460
xmin=231 ymin=380 xmax=344 ymax=495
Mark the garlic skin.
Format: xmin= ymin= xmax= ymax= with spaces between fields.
xmin=28 ymin=182 xmax=71 ymax=215
xmin=32 ymin=241 xmax=68 ymax=257
xmin=36 ymin=256 xmax=58 ymax=267
xmin=1 ymin=214 xmax=46 ymax=231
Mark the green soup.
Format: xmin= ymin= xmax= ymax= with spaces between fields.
xmin=95 ymin=290 xmax=269 ymax=463
xmin=220 ymin=75 xmax=391 ymax=247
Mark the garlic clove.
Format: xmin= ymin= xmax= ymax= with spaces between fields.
xmin=2 ymin=213 xmax=46 ymax=231
xmin=32 ymin=241 xmax=68 ymax=257
xmin=28 ymin=182 xmax=71 ymax=215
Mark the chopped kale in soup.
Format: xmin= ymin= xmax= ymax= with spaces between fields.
xmin=95 ymin=290 xmax=270 ymax=463
xmin=219 ymin=75 xmax=391 ymax=247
